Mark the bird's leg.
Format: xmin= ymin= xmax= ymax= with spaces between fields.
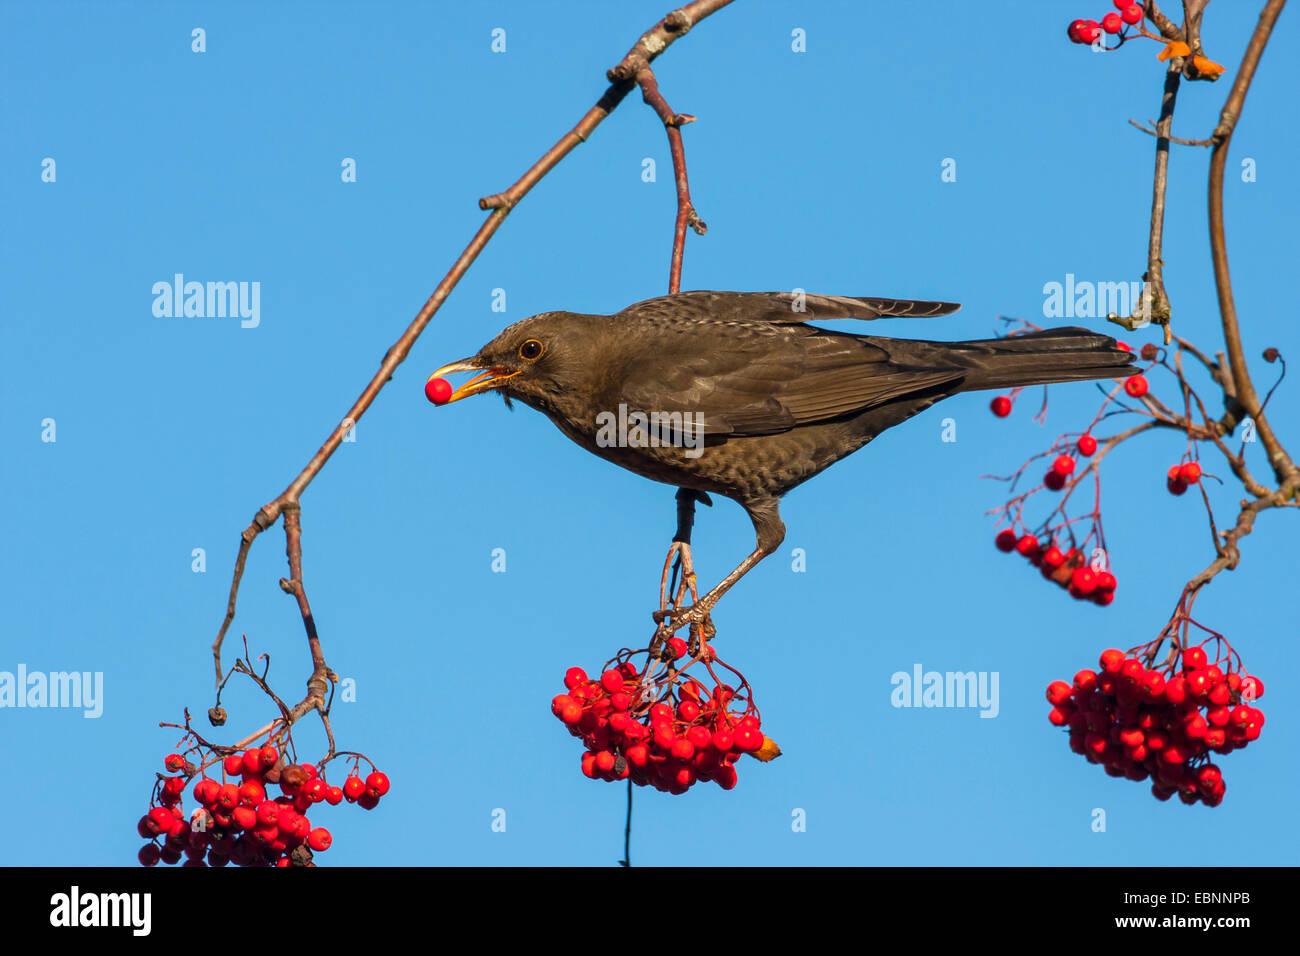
xmin=653 ymin=497 xmax=786 ymax=645
xmin=650 ymin=489 xmax=712 ymax=657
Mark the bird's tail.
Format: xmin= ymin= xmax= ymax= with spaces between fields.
xmin=946 ymin=327 xmax=1137 ymax=391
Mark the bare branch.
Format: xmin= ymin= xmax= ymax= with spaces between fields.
xmin=1207 ymin=0 xmax=1296 ymax=487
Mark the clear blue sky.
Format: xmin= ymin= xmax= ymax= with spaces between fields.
xmin=2 ymin=1 xmax=1296 ymax=866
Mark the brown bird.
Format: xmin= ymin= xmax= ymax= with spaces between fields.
xmin=429 ymin=291 xmax=1136 ymax=640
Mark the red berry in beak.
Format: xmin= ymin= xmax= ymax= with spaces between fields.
xmin=425 ymin=377 xmax=453 ymax=405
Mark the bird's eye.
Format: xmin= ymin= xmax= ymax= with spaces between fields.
xmin=519 ymin=339 xmax=544 ymax=361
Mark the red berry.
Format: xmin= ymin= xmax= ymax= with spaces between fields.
xmin=1179 ymin=461 xmax=1202 ymax=483
xmin=1070 ymin=566 xmax=1098 ymax=595
xmin=194 ymin=778 xmax=219 ymax=805
xmin=667 ymin=637 xmax=688 ymax=660
xmin=424 ymin=377 xmax=453 ymax=405
xmin=1077 ymin=434 xmax=1098 ymax=456
xmin=600 ymin=670 xmax=624 ymax=694
xmin=238 ymin=780 xmax=266 ymax=807
xmin=1041 ymin=545 xmax=1066 ymax=569
xmin=1047 ymin=680 xmax=1074 ymax=705
xmin=241 ymin=748 xmax=263 ymax=776
xmin=1164 ymin=676 xmax=1187 ymax=705
xmin=259 ymin=744 xmax=279 ymax=769
xmin=223 ymin=754 xmax=244 ymax=776
xmin=995 ymin=529 xmax=1018 ymax=552
xmin=1015 ymin=534 xmax=1040 ymax=558
xmin=1240 ymin=674 xmax=1264 ymax=700
xmin=217 ymin=783 xmax=240 ymax=810
xmin=1167 ymin=476 xmax=1188 ymax=496
xmin=1044 ymin=470 xmax=1066 ymax=491
xmin=1101 ymin=12 xmax=1123 ymax=33
xmin=232 ymin=805 xmax=258 ymax=830
xmin=147 ymin=806 xmax=174 ymax=834
xmin=1207 ymin=705 xmax=1231 ymax=728
xmin=304 ymin=779 xmax=327 ymax=803
xmin=1068 ymin=19 xmax=1103 ymax=43
xmin=1183 ymin=712 xmax=1209 ymax=740
xmin=1182 ymin=647 xmax=1208 ymax=670
xmin=677 ymin=700 xmax=701 ymax=723
xmin=256 ymin=800 xmax=280 ymax=826
xmin=138 ymin=844 xmax=162 ymax=867
xmin=1122 ymin=4 xmax=1144 ymax=26
xmin=1125 ymin=375 xmax=1149 ymax=397
xmin=1185 ymin=669 xmax=1212 ymax=698
xmin=342 ymin=776 xmax=367 ymax=801
xmin=686 ymin=728 xmax=717 ymax=749
xmin=1052 ymin=454 xmax=1076 ymax=477
xmin=308 ymin=827 xmax=332 ymax=852
xmin=365 ymin=771 xmax=390 ymax=798
xmin=990 ymin=395 xmax=1012 ymax=417
xmin=1099 ymin=649 xmax=1125 ymax=674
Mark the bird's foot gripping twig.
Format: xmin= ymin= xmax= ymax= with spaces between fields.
xmin=650 ymin=538 xmax=715 ymax=657
xmin=651 ymin=600 xmax=716 ymax=658
xmin=648 ymin=488 xmax=717 ymax=657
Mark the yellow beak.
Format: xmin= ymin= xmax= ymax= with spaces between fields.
xmin=427 ymin=359 xmax=521 ymax=404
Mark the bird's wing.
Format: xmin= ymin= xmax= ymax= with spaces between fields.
xmin=616 ymin=291 xmax=961 ymax=325
xmin=618 ymin=326 xmax=966 ymax=437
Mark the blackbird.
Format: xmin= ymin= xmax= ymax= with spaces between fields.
xmin=430 ymin=291 xmax=1136 ymax=637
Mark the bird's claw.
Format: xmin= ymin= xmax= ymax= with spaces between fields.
xmin=650 ymin=604 xmax=714 ymax=648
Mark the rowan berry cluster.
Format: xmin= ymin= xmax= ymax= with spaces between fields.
xmin=1046 ymin=645 xmax=1265 ymax=806
xmin=137 ymin=744 xmax=390 ymax=867
xmin=551 ymin=640 xmax=775 ymax=794
xmin=1068 ymin=3 xmax=1144 ymax=45
xmin=986 ymin=338 xmax=1143 ymax=605
xmin=1166 ymin=460 xmax=1202 ymax=495
xmin=995 ymin=528 xmax=1119 ymax=605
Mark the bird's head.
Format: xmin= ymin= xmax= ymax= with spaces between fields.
xmin=428 ymin=311 xmax=605 ymax=413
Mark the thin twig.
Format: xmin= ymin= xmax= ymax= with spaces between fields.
xmin=636 ymin=69 xmax=708 ymax=293
xmin=1207 ymin=0 xmax=1296 ymax=487
xmin=210 ymin=0 xmax=738 ymax=680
